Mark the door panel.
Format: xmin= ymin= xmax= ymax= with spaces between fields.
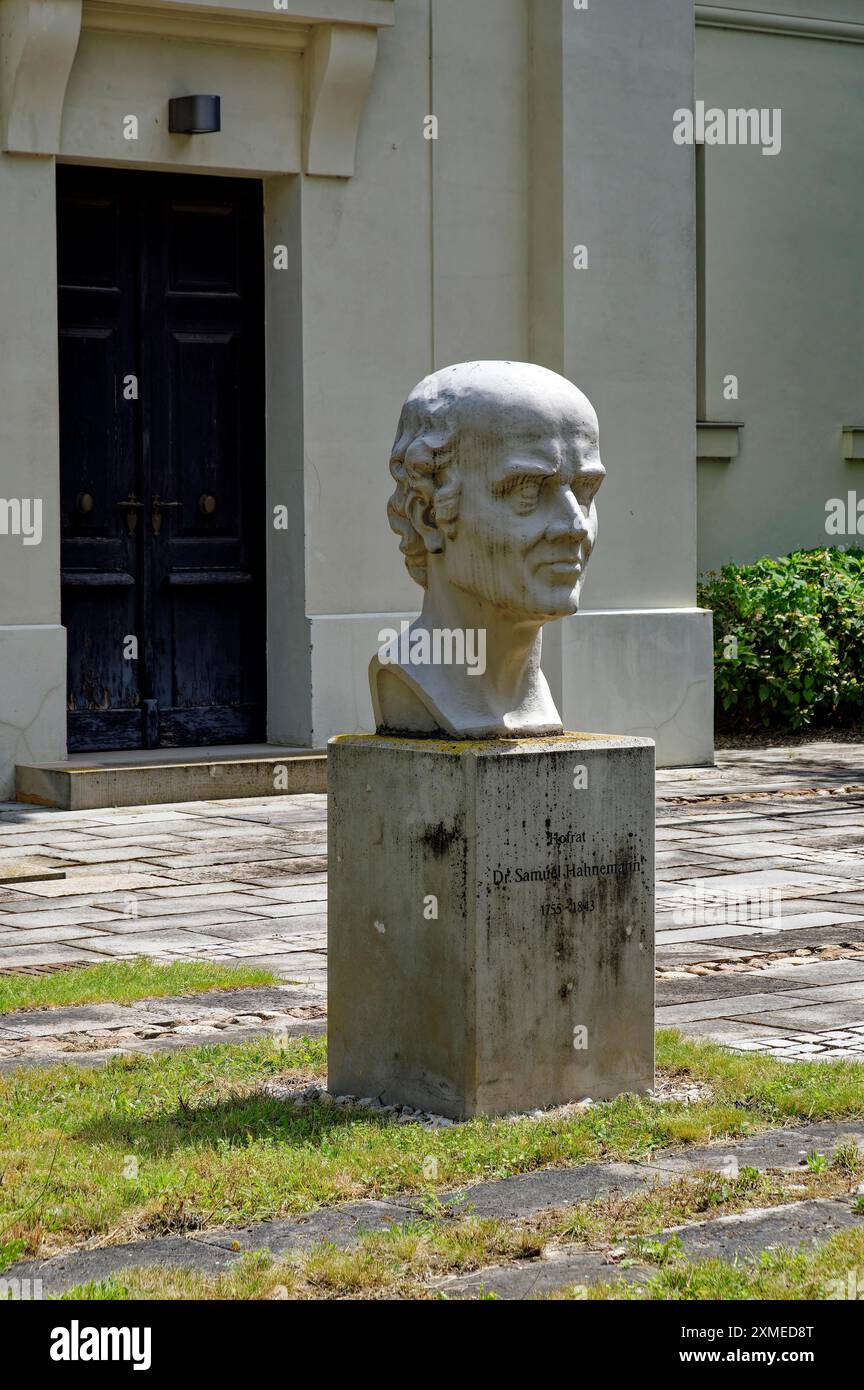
xmin=58 ymin=181 xmax=142 ymax=751
xmin=57 ymin=166 xmax=266 ymax=751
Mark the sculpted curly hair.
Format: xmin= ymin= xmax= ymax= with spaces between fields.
xmin=387 ymin=372 xmax=463 ymax=589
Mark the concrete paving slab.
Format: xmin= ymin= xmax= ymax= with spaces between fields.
xmin=727 ymin=1001 xmax=864 ymax=1032
xmin=436 ymin=1197 xmax=864 ymax=1300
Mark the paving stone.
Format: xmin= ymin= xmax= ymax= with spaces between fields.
xmin=727 ymin=1001 xmax=864 ymax=1032
xmin=235 ymin=905 xmax=326 ymax=923
xmin=114 ymin=892 xmax=268 ymax=916
xmin=654 ymin=924 xmax=778 ymax=945
xmin=687 ymin=840 xmax=808 ymax=860
xmin=686 ymin=817 xmax=820 ymax=836
xmin=759 ymin=896 xmax=864 ymax=918
xmin=0 ymin=1018 xmax=328 ymax=1073
xmin=433 ymin=1249 xmax=641 ymax=1300
xmin=46 ymin=844 xmax=174 ymax=865
xmin=435 ymin=1197 xmax=864 ymax=1300
xmin=0 ymin=944 xmax=111 ymax=967
xmin=154 ymin=861 xmax=327 ymax=884
xmin=643 ymin=1122 xmax=864 ymax=1173
xmin=256 ymin=932 xmax=327 ymax=952
xmin=654 ymin=946 xmax=751 ymax=965
xmin=656 ymin=991 xmax=836 ymax=1025
xmin=199 ymin=1200 xmax=417 ymax=1259
xmin=249 ymin=883 xmax=326 ymax=902
xmin=207 ymin=953 xmax=325 ymax=977
xmin=71 ymin=931 xmax=235 ymax=955
xmin=4 ymin=872 xmax=179 ymax=898
xmin=69 ymin=910 xmax=273 ymax=935
xmin=671 ymin=1197 xmax=864 ymax=1261
xmin=713 ymin=926 xmax=864 ymax=954
xmin=673 ymin=1019 xmax=795 ymax=1042
xmin=164 ymin=985 xmax=320 ymax=1013
xmin=142 ymin=846 xmax=300 ymax=868
xmin=656 ymin=851 xmax=735 ymax=869
xmin=742 ymin=910 xmax=864 ymax=932
xmin=0 ymin=1003 xmax=140 ymax=1037
xmin=656 ymin=973 xmax=827 ymax=1005
xmin=208 ymin=949 xmax=326 ymax=971
xmin=806 ymin=890 xmax=864 ymax=907
xmin=6 ymin=1237 xmax=241 ymax=1293
xmin=673 ymin=869 xmax=849 ymax=892
xmin=454 ymin=1164 xmax=654 ymax=1219
xmin=765 ymin=960 xmax=864 ymax=985
xmin=186 ymin=921 xmax=312 ymax=942
xmin=0 ymin=925 xmax=105 ymax=945
xmin=0 ymin=906 xmax=129 ymax=929
xmin=740 ymin=981 xmax=864 ymax=1007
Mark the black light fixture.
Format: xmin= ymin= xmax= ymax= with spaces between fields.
xmin=169 ymin=95 xmax=221 ymax=135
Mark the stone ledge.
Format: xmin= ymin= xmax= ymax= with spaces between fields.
xmin=697 ymin=420 xmax=743 ymax=464
xmin=696 ymin=5 xmax=864 ymax=45
xmin=15 ymin=748 xmax=326 ymax=809
xmin=841 ymin=426 xmax=864 ymax=461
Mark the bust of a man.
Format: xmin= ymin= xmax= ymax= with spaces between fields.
xmin=370 ymin=360 xmax=605 ymax=739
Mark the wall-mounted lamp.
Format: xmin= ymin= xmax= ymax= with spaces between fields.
xmin=168 ymin=95 xmax=221 ymax=135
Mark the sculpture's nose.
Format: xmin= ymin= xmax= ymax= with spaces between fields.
xmin=547 ymin=485 xmax=589 ymax=540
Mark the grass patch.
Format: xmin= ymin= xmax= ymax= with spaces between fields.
xmin=0 ymin=959 xmax=279 ymax=1014
xmin=1 ymin=1029 xmax=863 ymax=1270
xmin=56 ymin=1158 xmax=864 ymax=1300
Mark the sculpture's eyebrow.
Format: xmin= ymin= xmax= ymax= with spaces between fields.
xmin=569 ymin=463 xmax=606 ymax=485
xmin=489 ymin=452 xmax=559 ymax=483
xmin=497 ymin=460 xmax=559 ymax=477
xmin=489 ymin=459 xmax=557 ymax=494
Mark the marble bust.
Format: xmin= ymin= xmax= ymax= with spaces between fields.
xmin=370 ymin=360 xmax=605 ymax=739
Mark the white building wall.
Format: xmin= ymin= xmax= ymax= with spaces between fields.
xmin=696 ymin=2 xmax=864 ymax=572
xmin=304 ymin=0 xmax=714 ymax=764
xmin=0 ymin=0 xmax=717 ymax=795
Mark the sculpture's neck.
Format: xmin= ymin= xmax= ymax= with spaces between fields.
xmin=418 ymin=583 xmax=543 ymax=700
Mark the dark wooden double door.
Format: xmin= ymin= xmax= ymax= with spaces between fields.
xmin=58 ymin=165 xmax=266 ymax=751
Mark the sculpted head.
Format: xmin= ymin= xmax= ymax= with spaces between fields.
xmin=387 ymin=361 xmax=604 ymax=621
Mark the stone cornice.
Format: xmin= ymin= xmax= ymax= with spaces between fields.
xmin=696 ymin=5 xmax=864 ymax=44
xmin=1 ymin=0 xmax=393 ymax=172
xmin=127 ymin=0 xmax=393 ymax=22
xmin=82 ymin=0 xmax=311 ymax=47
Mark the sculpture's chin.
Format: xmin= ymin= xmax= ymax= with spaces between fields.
xmin=534 ymin=587 xmax=582 ymax=620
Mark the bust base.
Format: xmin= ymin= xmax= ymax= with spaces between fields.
xmin=327 ymin=732 xmax=655 ymax=1118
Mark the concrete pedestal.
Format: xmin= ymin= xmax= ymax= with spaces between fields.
xmin=327 ymin=733 xmax=655 ymax=1119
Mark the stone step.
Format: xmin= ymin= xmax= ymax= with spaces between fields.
xmin=15 ymin=744 xmax=327 ymax=810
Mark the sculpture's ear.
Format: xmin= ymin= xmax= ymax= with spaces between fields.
xmin=406 ymin=489 xmax=445 ymax=554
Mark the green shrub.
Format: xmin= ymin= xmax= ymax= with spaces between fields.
xmin=697 ymin=548 xmax=864 ymax=731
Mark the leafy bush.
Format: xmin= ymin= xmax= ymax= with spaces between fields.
xmin=698 ymin=548 xmax=864 ymax=731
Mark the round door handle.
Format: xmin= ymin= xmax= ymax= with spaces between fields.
xmin=199 ymin=494 xmax=217 ymax=515
xmin=76 ymin=493 xmax=94 ymax=514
